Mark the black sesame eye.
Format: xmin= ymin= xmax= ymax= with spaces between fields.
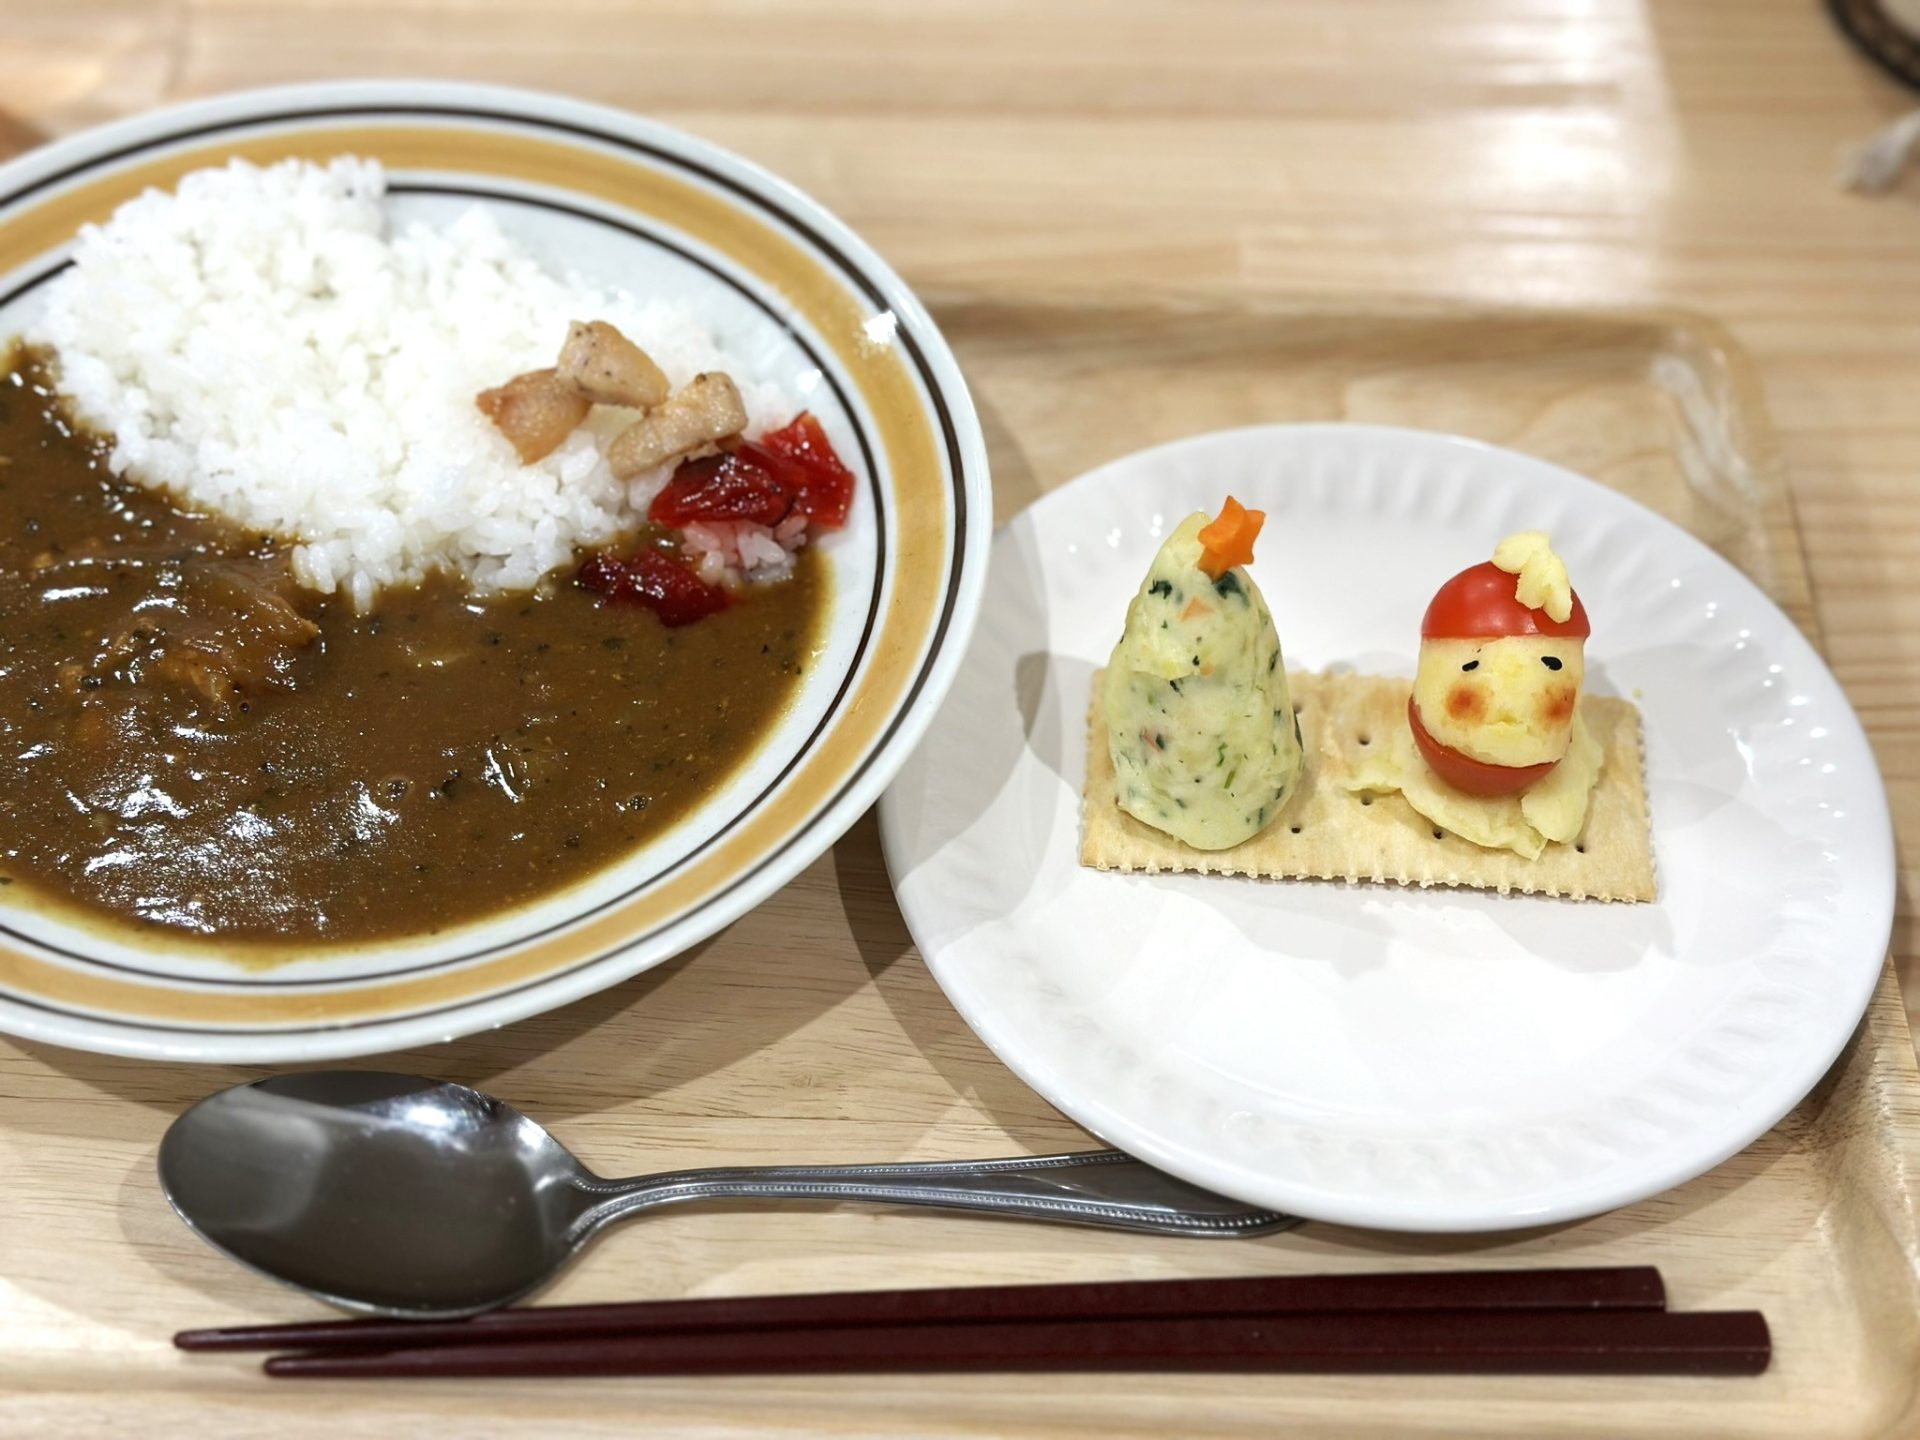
xmin=1460 ymin=660 xmax=1479 ymax=672
xmin=1541 ymin=655 xmax=1563 ymax=671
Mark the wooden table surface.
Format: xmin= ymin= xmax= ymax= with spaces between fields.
xmin=2 ymin=0 xmax=1919 ymax=1431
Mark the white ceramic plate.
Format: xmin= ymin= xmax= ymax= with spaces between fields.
xmin=880 ymin=425 xmax=1894 ymax=1231
xmin=0 ymin=82 xmax=989 ymax=1061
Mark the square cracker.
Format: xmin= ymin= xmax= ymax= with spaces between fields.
xmin=1082 ymin=670 xmax=1655 ymax=902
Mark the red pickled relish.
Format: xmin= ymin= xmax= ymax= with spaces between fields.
xmin=761 ymin=412 xmax=854 ymax=528
xmin=577 ymin=549 xmax=730 ymax=627
xmin=644 ymin=413 xmax=856 ymax=532
xmin=648 ymin=450 xmax=792 ymax=527
xmin=593 ymin=412 xmax=854 ymax=627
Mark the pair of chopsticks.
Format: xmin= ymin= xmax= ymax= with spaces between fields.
xmin=177 ymin=1267 xmax=1769 ymax=1377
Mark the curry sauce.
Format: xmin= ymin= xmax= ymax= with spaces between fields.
xmin=0 ymin=352 xmax=824 ymax=950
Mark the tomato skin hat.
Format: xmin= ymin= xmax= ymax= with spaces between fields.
xmin=1420 ymin=561 xmax=1591 ymax=641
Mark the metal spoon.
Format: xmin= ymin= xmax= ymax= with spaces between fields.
xmin=157 ymin=1072 xmax=1299 ymax=1318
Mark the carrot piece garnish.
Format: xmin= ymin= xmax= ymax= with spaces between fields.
xmin=1197 ymin=496 xmax=1265 ymax=580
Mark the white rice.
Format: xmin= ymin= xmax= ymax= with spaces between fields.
xmin=682 ymin=513 xmax=810 ymax=586
xmin=30 ymin=156 xmax=794 ymax=610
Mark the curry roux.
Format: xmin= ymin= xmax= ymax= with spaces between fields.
xmin=0 ymin=350 xmax=825 ymax=950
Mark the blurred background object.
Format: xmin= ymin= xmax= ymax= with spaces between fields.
xmin=1832 ymin=1 xmax=1920 ymax=187
xmin=0 ymin=110 xmax=45 ymax=160
xmin=1831 ymin=0 xmax=1920 ymax=91
xmin=1843 ymin=107 xmax=1920 ymax=189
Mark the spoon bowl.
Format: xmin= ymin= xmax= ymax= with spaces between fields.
xmin=159 ymin=1072 xmax=1298 ymax=1318
xmin=159 ymin=1073 xmax=588 ymax=1315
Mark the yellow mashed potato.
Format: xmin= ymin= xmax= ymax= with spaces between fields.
xmin=1411 ymin=634 xmax=1586 ymax=767
xmin=1492 ymin=530 xmax=1574 ymax=622
xmin=1348 ymin=704 xmax=1605 ymax=859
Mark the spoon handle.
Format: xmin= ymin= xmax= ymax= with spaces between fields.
xmin=573 ymin=1151 xmax=1298 ymax=1239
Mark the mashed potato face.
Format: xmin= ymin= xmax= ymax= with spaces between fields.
xmin=1348 ymin=703 xmax=1604 ymax=859
xmin=1103 ymin=513 xmax=1301 ymax=850
xmin=1397 ymin=530 xmax=1601 ymax=850
xmin=1412 ymin=634 xmax=1586 ymax=767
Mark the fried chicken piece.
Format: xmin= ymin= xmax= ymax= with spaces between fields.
xmin=476 ymin=368 xmax=592 ymax=464
xmin=556 ymin=320 xmax=670 ymax=409
xmin=606 ymin=372 xmax=748 ymax=479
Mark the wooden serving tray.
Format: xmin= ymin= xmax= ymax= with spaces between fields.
xmin=2 ymin=298 xmax=1916 ymax=1439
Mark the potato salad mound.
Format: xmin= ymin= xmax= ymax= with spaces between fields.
xmin=1103 ymin=500 xmax=1302 ymax=850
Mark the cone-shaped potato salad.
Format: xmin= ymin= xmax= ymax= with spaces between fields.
xmin=1103 ymin=499 xmax=1303 ymax=851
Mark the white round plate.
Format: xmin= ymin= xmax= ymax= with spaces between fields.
xmin=879 ymin=425 xmax=1894 ymax=1231
xmin=0 ymin=82 xmax=989 ymax=1061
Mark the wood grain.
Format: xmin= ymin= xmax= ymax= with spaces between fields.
xmin=0 ymin=820 xmax=1916 ymax=1436
xmin=2 ymin=1 xmax=1920 ymax=1435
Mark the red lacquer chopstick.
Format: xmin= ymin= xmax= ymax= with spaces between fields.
xmin=260 ymin=1308 xmax=1770 ymax=1379
xmin=176 ymin=1265 xmax=1666 ymax=1353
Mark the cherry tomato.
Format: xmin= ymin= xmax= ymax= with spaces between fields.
xmin=1421 ymin=562 xmax=1590 ymax=640
xmin=578 ymin=549 xmax=730 ymax=627
xmin=1406 ymin=696 xmax=1558 ymax=797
